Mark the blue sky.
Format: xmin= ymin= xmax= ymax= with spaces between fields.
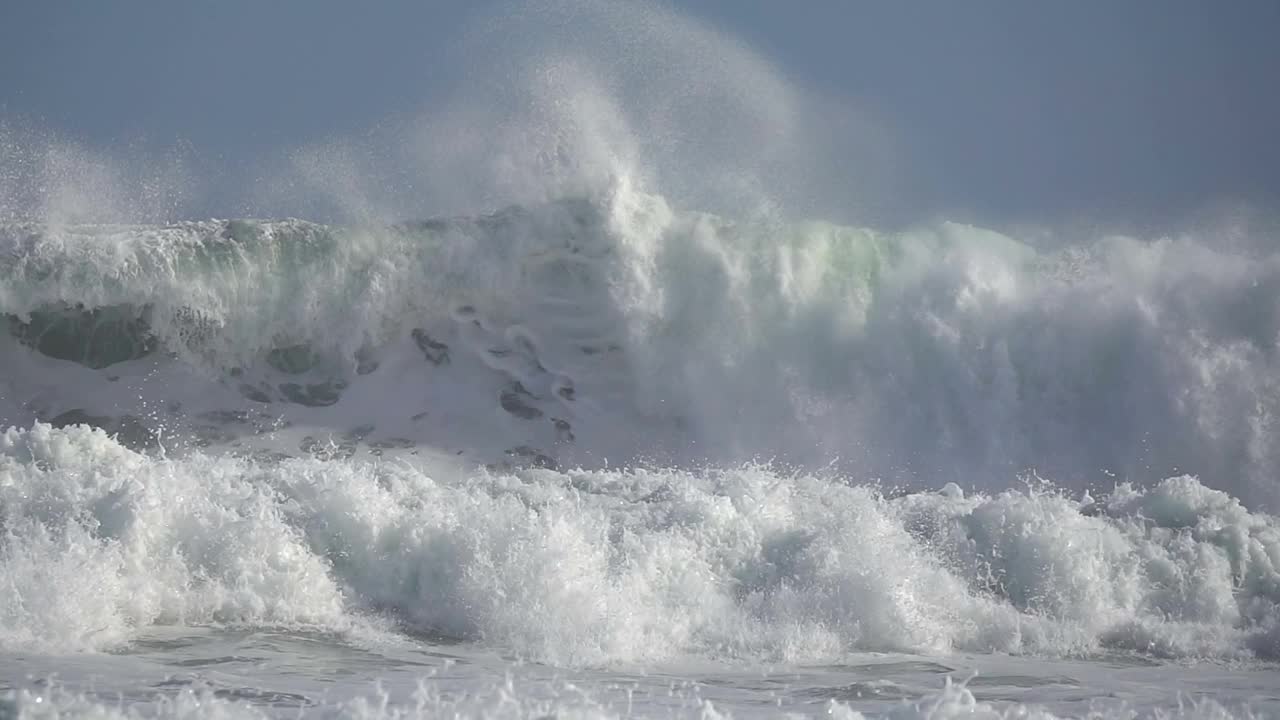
xmin=2 ymin=0 xmax=1277 ymax=227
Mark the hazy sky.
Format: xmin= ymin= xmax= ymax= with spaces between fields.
xmin=2 ymin=0 xmax=1278 ymax=227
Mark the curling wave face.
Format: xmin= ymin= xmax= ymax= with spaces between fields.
xmin=1 ymin=188 xmax=1278 ymax=501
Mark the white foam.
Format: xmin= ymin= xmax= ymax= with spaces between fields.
xmin=1 ymin=425 xmax=1277 ymax=665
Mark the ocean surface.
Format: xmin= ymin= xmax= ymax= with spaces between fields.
xmin=1 ymin=189 xmax=1279 ymax=718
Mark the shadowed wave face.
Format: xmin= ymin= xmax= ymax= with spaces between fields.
xmin=1 ymin=193 xmax=1278 ymax=507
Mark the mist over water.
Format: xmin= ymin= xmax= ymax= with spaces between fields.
xmin=5 ymin=0 xmax=898 ymax=227
xmin=1 ymin=1 xmax=1279 ymax=717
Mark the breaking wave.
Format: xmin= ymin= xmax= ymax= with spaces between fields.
xmin=1 ymin=423 xmax=1278 ymax=665
xmin=2 ymin=188 xmax=1278 ymax=503
xmin=1 ymin=190 xmax=1279 ymax=666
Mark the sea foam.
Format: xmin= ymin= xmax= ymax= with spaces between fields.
xmin=1 ymin=423 xmax=1277 ymax=665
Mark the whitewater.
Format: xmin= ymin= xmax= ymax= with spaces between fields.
xmin=1 ymin=187 xmax=1278 ymax=718
xmin=3 ymin=1 xmax=1280 ymax=717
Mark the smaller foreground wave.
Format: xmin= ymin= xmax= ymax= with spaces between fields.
xmin=1 ymin=423 xmax=1277 ymax=665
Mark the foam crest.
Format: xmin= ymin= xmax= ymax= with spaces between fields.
xmin=0 ymin=424 xmax=350 ymax=653
xmin=2 ymin=425 xmax=1278 ymax=664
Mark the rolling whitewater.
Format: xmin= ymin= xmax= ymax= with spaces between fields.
xmin=2 ymin=1 xmax=1280 ymax=718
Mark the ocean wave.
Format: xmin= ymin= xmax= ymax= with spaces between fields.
xmin=1 ymin=423 xmax=1277 ymax=664
xmin=1 ymin=190 xmax=1278 ymax=507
